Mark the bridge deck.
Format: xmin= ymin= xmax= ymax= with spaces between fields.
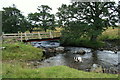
xmin=23 ymin=37 xmax=60 ymax=42
xmin=2 ymin=31 xmax=61 ymax=42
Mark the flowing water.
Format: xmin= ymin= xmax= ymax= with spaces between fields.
xmin=31 ymin=41 xmax=119 ymax=73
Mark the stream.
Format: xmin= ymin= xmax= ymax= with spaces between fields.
xmin=31 ymin=41 xmax=119 ymax=74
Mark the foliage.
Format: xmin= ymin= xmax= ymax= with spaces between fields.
xmin=57 ymin=2 xmax=118 ymax=41
xmin=27 ymin=12 xmax=41 ymax=33
xmin=117 ymin=1 xmax=120 ymax=22
xmin=2 ymin=42 xmax=43 ymax=60
xmin=37 ymin=5 xmax=56 ymax=32
xmin=2 ymin=4 xmax=28 ymax=33
xmin=27 ymin=5 xmax=56 ymax=32
xmin=61 ymin=37 xmax=105 ymax=49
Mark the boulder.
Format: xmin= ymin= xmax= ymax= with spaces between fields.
xmin=90 ymin=64 xmax=103 ymax=73
xmin=47 ymin=48 xmax=56 ymax=53
xmin=55 ymin=47 xmax=65 ymax=52
xmin=75 ymin=50 xmax=86 ymax=55
xmin=99 ymin=48 xmax=104 ymax=51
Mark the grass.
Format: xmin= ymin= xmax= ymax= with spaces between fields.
xmin=98 ymin=27 xmax=120 ymax=40
xmin=2 ymin=42 xmax=43 ymax=61
xmin=2 ymin=63 xmax=118 ymax=78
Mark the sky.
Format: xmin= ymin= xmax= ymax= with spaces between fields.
xmin=0 ymin=0 xmax=118 ymax=16
xmin=0 ymin=0 xmax=70 ymax=16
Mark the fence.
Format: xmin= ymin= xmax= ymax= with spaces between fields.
xmin=2 ymin=31 xmax=61 ymax=42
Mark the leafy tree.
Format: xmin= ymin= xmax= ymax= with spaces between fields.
xmin=117 ymin=1 xmax=120 ymax=23
xmin=27 ymin=5 xmax=56 ymax=32
xmin=37 ymin=5 xmax=56 ymax=32
xmin=27 ymin=13 xmax=40 ymax=33
xmin=2 ymin=4 xmax=27 ymax=33
xmin=57 ymin=2 xmax=118 ymax=41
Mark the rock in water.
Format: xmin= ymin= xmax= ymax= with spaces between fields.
xmin=76 ymin=50 xmax=86 ymax=55
xmin=90 ymin=64 xmax=103 ymax=73
xmin=55 ymin=47 xmax=64 ymax=52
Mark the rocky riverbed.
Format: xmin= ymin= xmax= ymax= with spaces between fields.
xmin=30 ymin=40 xmax=120 ymax=74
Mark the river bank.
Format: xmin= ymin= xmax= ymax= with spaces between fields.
xmin=60 ymin=39 xmax=120 ymax=52
xmin=31 ymin=39 xmax=119 ymax=75
xmin=2 ymin=41 xmax=119 ymax=78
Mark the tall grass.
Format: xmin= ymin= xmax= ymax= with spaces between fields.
xmin=98 ymin=27 xmax=120 ymax=40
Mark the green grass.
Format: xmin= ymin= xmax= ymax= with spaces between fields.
xmin=2 ymin=63 xmax=118 ymax=78
xmin=2 ymin=42 xmax=43 ymax=61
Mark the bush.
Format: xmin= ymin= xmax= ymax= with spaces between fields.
xmin=61 ymin=38 xmax=105 ymax=49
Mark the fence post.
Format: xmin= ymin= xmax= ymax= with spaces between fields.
xmin=38 ymin=32 xmax=42 ymax=39
xmin=50 ymin=31 xmax=53 ymax=38
xmin=18 ymin=31 xmax=20 ymax=40
xmin=2 ymin=32 xmax=4 ymax=42
xmin=24 ymin=32 xmax=28 ymax=40
xmin=59 ymin=32 xmax=61 ymax=36
xmin=20 ymin=32 xmax=23 ymax=42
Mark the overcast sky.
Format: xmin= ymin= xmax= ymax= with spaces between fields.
xmin=0 ymin=0 xmax=118 ymax=16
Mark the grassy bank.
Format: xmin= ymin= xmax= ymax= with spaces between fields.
xmin=98 ymin=27 xmax=120 ymax=40
xmin=2 ymin=63 xmax=118 ymax=78
xmin=2 ymin=42 xmax=44 ymax=78
xmin=2 ymin=42 xmax=43 ymax=61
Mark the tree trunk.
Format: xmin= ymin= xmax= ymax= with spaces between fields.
xmin=90 ymin=35 xmax=97 ymax=41
xmin=92 ymin=51 xmax=98 ymax=64
xmin=44 ymin=29 xmax=47 ymax=32
xmin=29 ymin=29 xmax=33 ymax=33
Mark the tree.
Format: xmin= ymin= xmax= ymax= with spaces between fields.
xmin=27 ymin=5 xmax=56 ymax=32
xmin=27 ymin=13 xmax=40 ymax=33
xmin=2 ymin=4 xmax=27 ymax=33
xmin=117 ymin=1 xmax=120 ymax=23
xmin=57 ymin=2 xmax=118 ymax=41
xmin=37 ymin=5 xmax=56 ymax=32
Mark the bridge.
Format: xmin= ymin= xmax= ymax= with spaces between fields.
xmin=2 ymin=31 xmax=61 ymax=42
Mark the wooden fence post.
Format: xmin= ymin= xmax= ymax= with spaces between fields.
xmin=20 ymin=32 xmax=23 ymax=42
xmin=24 ymin=32 xmax=28 ymax=40
xmin=50 ymin=31 xmax=53 ymax=38
xmin=38 ymin=32 xmax=42 ymax=39
xmin=18 ymin=31 xmax=20 ymax=40
xmin=2 ymin=32 xmax=4 ymax=41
